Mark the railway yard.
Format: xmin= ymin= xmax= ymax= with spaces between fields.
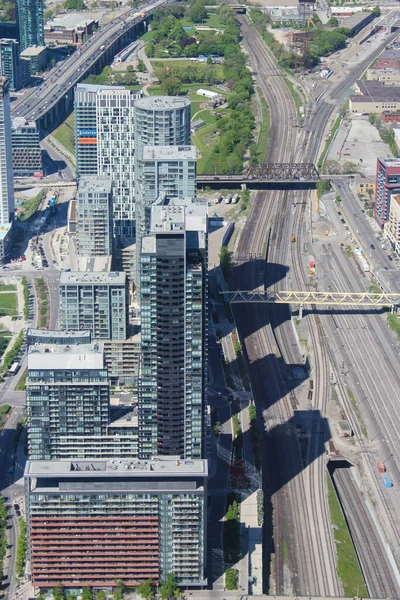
xmin=227 ymin=11 xmax=400 ymax=599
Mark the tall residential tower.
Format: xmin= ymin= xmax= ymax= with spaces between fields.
xmin=139 ymin=199 xmax=207 ymax=459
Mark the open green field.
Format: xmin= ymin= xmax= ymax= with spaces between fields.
xmin=0 ymin=331 xmax=12 ymax=359
xmin=179 ymin=12 xmax=226 ymax=30
xmin=140 ymin=29 xmax=158 ymax=41
xmin=0 ymin=293 xmax=17 ymax=316
xmin=19 ymin=192 xmax=42 ymax=222
xmin=152 ymin=60 xmax=224 ymax=80
xmin=327 ymin=474 xmax=368 ymax=597
xmin=52 ymin=112 xmax=76 ymax=156
xmin=0 ymin=285 xmax=16 ymax=292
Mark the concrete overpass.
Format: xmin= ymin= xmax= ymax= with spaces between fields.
xmin=11 ymin=0 xmax=174 ymax=133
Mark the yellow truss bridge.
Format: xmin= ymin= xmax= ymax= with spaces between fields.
xmin=221 ymin=290 xmax=400 ymax=308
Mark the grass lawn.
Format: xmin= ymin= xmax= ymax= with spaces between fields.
xmin=16 ymin=370 xmax=27 ymax=391
xmin=19 ymin=192 xmax=42 ymax=222
xmin=0 ymin=331 xmax=12 ymax=359
xmin=255 ymin=86 xmax=270 ymax=162
xmin=327 ymin=474 xmax=368 ymax=598
xmin=387 ymin=314 xmax=400 ymax=343
xmin=180 ymin=13 xmax=226 ymax=30
xmin=52 ymin=112 xmax=76 ymax=156
xmin=0 ymin=293 xmax=17 ymax=316
xmin=140 ymin=29 xmax=158 ymax=41
xmin=0 ymin=285 xmax=16 ymax=292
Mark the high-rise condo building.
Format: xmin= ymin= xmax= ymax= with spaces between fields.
xmin=74 ymin=84 xmax=140 ymax=239
xmin=0 ymin=76 xmax=14 ymax=262
xmin=374 ymin=157 xmax=400 ymax=226
xmin=60 ymin=271 xmax=127 ymax=341
xmin=11 ymin=117 xmax=42 ymax=176
xmin=97 ymin=87 xmax=140 ymax=239
xmin=26 ymin=341 xmax=110 ymax=460
xmin=0 ymin=39 xmax=30 ymax=91
xmin=76 ymin=176 xmax=113 ymax=257
xmin=139 ymin=199 xmax=208 ymax=459
xmin=16 ymin=0 xmax=44 ymax=50
xmin=25 ymin=331 xmax=139 ymax=457
xmin=25 ymin=457 xmax=208 ymax=589
xmin=133 ymin=97 xmax=191 ymax=268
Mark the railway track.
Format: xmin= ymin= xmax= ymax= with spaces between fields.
xmin=333 ymin=468 xmax=400 ymax=598
xmin=229 ymin=14 xmax=341 ymax=596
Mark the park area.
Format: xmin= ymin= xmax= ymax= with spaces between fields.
xmin=0 ymin=285 xmax=18 ymax=317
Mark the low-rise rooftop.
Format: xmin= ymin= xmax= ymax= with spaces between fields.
xmin=45 ymin=13 xmax=97 ymax=30
xmin=27 ymin=329 xmax=91 ymax=342
xmin=134 ymin=96 xmax=190 ymax=111
xmin=61 ymin=270 xmax=124 ymax=284
xmin=353 ymin=79 xmax=400 ymax=102
xmin=78 ymin=176 xmax=112 ymax=194
xmin=143 ymin=145 xmax=197 ymax=161
xmin=20 ymin=45 xmax=46 ymax=57
xmin=28 ymin=342 xmax=105 ymax=371
xmin=25 ymin=456 xmax=208 ymax=477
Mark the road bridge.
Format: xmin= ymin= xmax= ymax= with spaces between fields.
xmin=222 ymin=290 xmax=400 ymax=310
xmin=11 ymin=0 xmax=173 ymax=133
xmin=197 ymin=162 xmax=320 ymax=188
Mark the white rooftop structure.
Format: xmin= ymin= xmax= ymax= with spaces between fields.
xmin=25 ymin=456 xmax=208 ymax=477
xmin=28 ymin=342 xmax=105 ymax=371
xmin=60 ymin=271 xmax=125 ymax=284
xmin=143 ymin=145 xmax=197 ymax=161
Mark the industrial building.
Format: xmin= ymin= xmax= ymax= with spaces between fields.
xmin=374 ymin=157 xmax=400 ymax=226
xmin=139 ymin=198 xmax=208 ymax=460
xmin=44 ymin=15 xmax=98 ymax=45
xmin=350 ymin=80 xmax=400 ymax=114
xmin=76 ymin=176 xmax=113 ymax=257
xmin=59 ymin=271 xmax=128 ymax=341
xmin=25 ymin=457 xmax=208 ymax=588
xmin=367 ymin=56 xmax=400 ymax=86
xmin=341 ymin=10 xmax=374 ymax=37
xmin=11 ymin=117 xmax=42 ymax=177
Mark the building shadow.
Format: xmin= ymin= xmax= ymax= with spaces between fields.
xmin=42 ymin=149 xmax=68 ymax=176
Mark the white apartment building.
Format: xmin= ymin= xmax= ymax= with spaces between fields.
xmin=385 ymin=193 xmax=400 ymax=255
xmin=97 ymin=87 xmax=141 ymax=239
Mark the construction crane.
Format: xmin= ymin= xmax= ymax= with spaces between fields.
xmin=307 ymin=16 xmax=316 ymax=27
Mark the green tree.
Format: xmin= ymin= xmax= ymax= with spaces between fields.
xmin=219 ymin=246 xmax=233 ymax=277
xmin=316 ymin=179 xmax=331 ymax=198
xmin=160 ymin=76 xmax=181 ymax=96
xmin=137 ymin=579 xmax=154 ymax=600
xmin=124 ymin=71 xmax=138 ymax=85
xmin=372 ymin=5 xmax=381 ymax=16
xmin=368 ymin=113 xmax=376 ymax=125
xmin=189 ymin=1 xmax=207 ymax=23
xmin=44 ymin=8 xmax=54 ymax=19
xmin=53 ymin=584 xmax=65 ymax=600
xmin=159 ymin=573 xmax=181 ymax=600
xmin=64 ymin=0 xmax=86 ymax=9
xmin=225 ymin=568 xmax=238 ymax=590
xmin=137 ymin=59 xmax=146 ymax=72
xmin=81 ymin=588 xmax=92 ymax=600
xmin=126 ymin=64 xmax=134 ymax=72
xmin=327 ymin=16 xmax=339 ymax=26
xmin=96 ymin=592 xmax=107 ymax=600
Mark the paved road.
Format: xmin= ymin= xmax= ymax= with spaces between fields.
xmin=0 ymin=406 xmax=23 ymax=599
xmin=11 ymin=0 xmax=173 ymax=123
xmin=333 ymin=179 xmax=400 ymax=292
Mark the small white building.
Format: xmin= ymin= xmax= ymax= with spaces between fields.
xmin=196 ymin=88 xmax=221 ymax=99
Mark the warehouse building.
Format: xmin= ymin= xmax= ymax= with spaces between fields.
xmin=350 ymin=80 xmax=400 ymax=114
